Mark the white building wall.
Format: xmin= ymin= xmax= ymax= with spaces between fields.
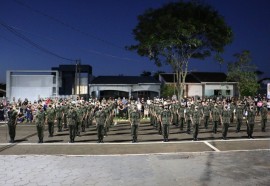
xmin=187 ymin=84 xmax=202 ymax=97
xmin=89 ymin=84 xmax=160 ymax=98
xmin=205 ymin=84 xmax=234 ymax=97
xmin=10 ymin=75 xmax=54 ymax=102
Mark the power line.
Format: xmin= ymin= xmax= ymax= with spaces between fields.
xmin=9 ymin=25 xmax=144 ymax=64
xmin=0 ymin=20 xmax=75 ymax=62
xmin=13 ymin=0 xmax=125 ymax=50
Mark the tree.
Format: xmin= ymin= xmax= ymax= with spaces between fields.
xmin=227 ymin=50 xmax=259 ymax=98
xmin=127 ymin=1 xmax=233 ymax=99
xmin=161 ymin=84 xmax=175 ymax=98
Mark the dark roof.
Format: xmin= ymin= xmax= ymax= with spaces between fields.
xmin=191 ymin=72 xmax=228 ymax=82
xmin=91 ymin=76 xmax=160 ymax=84
xmin=160 ymin=73 xmax=200 ymax=83
xmin=160 ymin=72 xmax=230 ymax=83
xmin=52 ymin=64 xmax=92 ymax=73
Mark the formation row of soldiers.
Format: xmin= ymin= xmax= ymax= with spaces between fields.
xmin=6 ymin=100 xmax=116 ymax=143
xmin=5 ymin=98 xmax=269 ymax=143
xmin=149 ymin=100 xmax=268 ymax=141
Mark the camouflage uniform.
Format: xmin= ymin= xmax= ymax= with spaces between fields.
xmin=67 ymin=106 xmax=78 ymax=143
xmin=221 ymin=108 xmax=231 ymax=140
xmin=35 ymin=108 xmax=46 ymax=143
xmin=55 ymin=105 xmax=63 ymax=132
xmin=129 ymin=109 xmax=141 ymax=142
xmin=94 ymin=109 xmax=106 ymax=143
xmin=185 ymin=106 xmax=192 ymax=134
xmin=46 ymin=106 xmax=56 ymax=137
xmin=191 ymin=108 xmax=201 ymax=141
xmin=160 ymin=108 xmax=172 ymax=142
xmin=211 ymin=106 xmax=220 ymax=134
xmin=76 ymin=106 xmax=84 ymax=136
xmin=7 ymin=108 xmax=18 ymax=143
xmin=235 ymin=105 xmax=244 ymax=132
xmin=203 ymin=105 xmax=210 ymax=129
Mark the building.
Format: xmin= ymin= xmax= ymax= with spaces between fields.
xmin=159 ymin=72 xmax=238 ymax=98
xmin=6 ymin=70 xmax=59 ymax=102
xmin=0 ymin=83 xmax=6 ymax=97
xmin=89 ymin=76 xmax=161 ymax=99
xmin=52 ymin=64 xmax=93 ymax=98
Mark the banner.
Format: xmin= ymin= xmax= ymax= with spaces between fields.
xmin=268 ymin=83 xmax=270 ymax=99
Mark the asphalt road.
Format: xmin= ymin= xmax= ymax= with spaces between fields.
xmin=0 ymin=118 xmax=270 ymax=186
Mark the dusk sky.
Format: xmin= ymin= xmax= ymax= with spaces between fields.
xmin=0 ymin=0 xmax=270 ymax=83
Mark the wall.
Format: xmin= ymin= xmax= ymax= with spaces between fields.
xmin=204 ymin=84 xmax=234 ymax=97
xmin=187 ymin=84 xmax=202 ymax=97
xmin=10 ymin=75 xmax=54 ymax=102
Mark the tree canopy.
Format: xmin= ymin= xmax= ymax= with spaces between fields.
xmin=127 ymin=1 xmax=233 ymax=99
xmin=227 ymin=50 xmax=259 ymax=97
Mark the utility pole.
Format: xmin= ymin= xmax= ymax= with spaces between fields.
xmin=75 ymin=60 xmax=78 ymax=95
xmin=78 ymin=60 xmax=81 ymax=98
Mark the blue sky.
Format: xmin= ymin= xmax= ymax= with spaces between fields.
xmin=0 ymin=0 xmax=270 ymax=83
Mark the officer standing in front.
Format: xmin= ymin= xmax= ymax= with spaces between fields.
xmin=7 ymin=106 xmax=18 ymax=143
xmin=220 ymin=104 xmax=231 ymax=140
xmin=211 ymin=103 xmax=221 ymax=134
xmin=34 ymin=106 xmax=46 ymax=143
xmin=94 ymin=105 xmax=106 ymax=143
xmin=129 ymin=105 xmax=141 ymax=143
xmin=160 ymin=103 xmax=172 ymax=142
xmin=55 ymin=103 xmax=63 ymax=132
xmin=67 ymin=104 xmax=78 ymax=143
xmin=246 ymin=105 xmax=256 ymax=139
xmin=46 ymin=104 xmax=56 ymax=137
xmin=191 ymin=105 xmax=202 ymax=141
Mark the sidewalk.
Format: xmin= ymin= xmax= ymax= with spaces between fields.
xmin=0 ymin=150 xmax=269 ymax=186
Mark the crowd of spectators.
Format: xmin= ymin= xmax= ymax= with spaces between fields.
xmin=0 ymin=94 xmax=269 ymax=123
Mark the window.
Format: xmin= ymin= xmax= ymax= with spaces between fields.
xmin=226 ymin=90 xmax=231 ymax=95
xmin=214 ymin=89 xmax=221 ymax=96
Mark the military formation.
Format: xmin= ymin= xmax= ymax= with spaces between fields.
xmin=3 ymin=96 xmax=269 ymax=143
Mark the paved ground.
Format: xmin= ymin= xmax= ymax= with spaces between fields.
xmin=0 ymin=118 xmax=269 ymax=185
xmin=0 ymin=151 xmax=269 ymax=186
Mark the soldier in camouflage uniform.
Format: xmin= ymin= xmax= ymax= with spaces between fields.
xmin=191 ymin=105 xmax=202 ymax=141
xmin=220 ymin=104 xmax=231 ymax=140
xmin=211 ymin=103 xmax=221 ymax=134
xmin=55 ymin=103 xmax=63 ymax=132
xmin=76 ymin=104 xmax=84 ymax=137
xmin=261 ymin=103 xmax=268 ymax=132
xmin=46 ymin=104 xmax=56 ymax=137
xmin=246 ymin=106 xmax=256 ymax=139
xmin=34 ymin=106 xmax=46 ymax=143
xmin=230 ymin=102 xmax=236 ymax=123
xmin=235 ymin=103 xmax=244 ymax=133
xmin=156 ymin=103 xmax=163 ymax=135
xmin=178 ymin=103 xmax=186 ymax=131
xmin=171 ymin=101 xmax=178 ymax=126
xmin=185 ymin=103 xmax=193 ymax=134
xmin=62 ymin=103 xmax=68 ymax=129
xmin=94 ymin=106 xmax=106 ymax=143
xmin=203 ymin=102 xmax=211 ymax=129
xmin=160 ymin=103 xmax=172 ymax=142
xmin=67 ymin=105 xmax=78 ymax=143
xmin=129 ymin=105 xmax=141 ymax=143
xmin=7 ymin=106 xmax=18 ymax=143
